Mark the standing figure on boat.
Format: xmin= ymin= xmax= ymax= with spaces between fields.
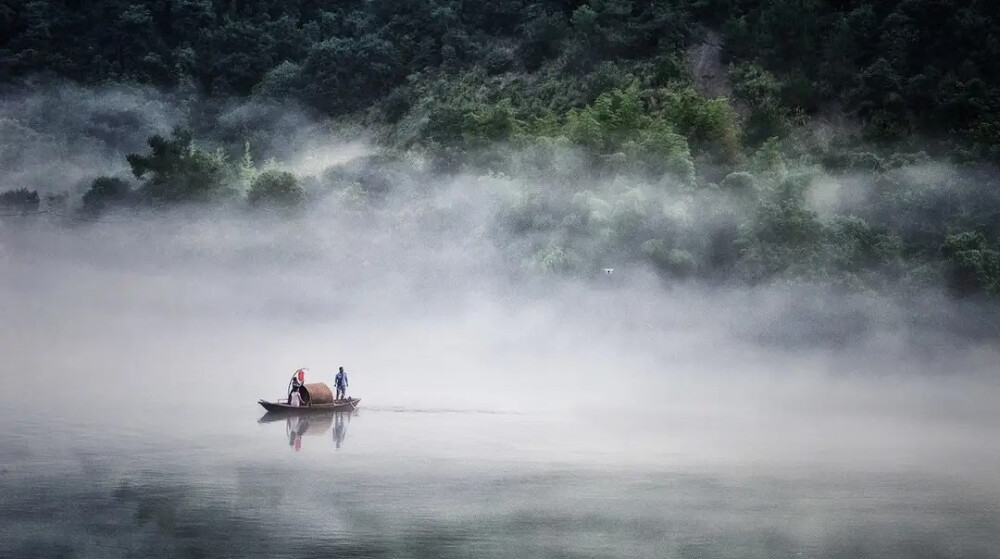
xmin=289 ymin=368 xmax=306 ymax=405
xmin=335 ymin=366 xmax=348 ymax=400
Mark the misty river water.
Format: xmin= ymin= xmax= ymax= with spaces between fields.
xmin=2 ymin=217 xmax=1000 ymax=558
xmin=2 ymin=371 xmax=999 ymax=558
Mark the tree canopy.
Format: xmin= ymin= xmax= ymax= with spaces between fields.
xmin=2 ymin=0 xmax=999 ymax=295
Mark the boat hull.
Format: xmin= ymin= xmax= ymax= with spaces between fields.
xmin=258 ymin=398 xmax=360 ymax=413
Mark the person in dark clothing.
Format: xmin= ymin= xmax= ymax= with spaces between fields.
xmin=334 ymin=366 xmax=348 ymax=400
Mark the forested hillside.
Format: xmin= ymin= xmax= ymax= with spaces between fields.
xmin=1 ymin=0 xmax=998 ymax=294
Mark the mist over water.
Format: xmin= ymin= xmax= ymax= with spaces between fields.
xmin=2 ymin=84 xmax=999 ymax=557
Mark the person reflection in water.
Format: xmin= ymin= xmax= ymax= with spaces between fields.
xmin=287 ymin=416 xmax=307 ymax=452
xmin=333 ymin=412 xmax=348 ymax=449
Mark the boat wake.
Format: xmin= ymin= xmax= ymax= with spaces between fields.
xmin=363 ymin=406 xmax=522 ymax=415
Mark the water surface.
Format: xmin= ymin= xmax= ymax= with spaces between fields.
xmin=2 ymin=388 xmax=998 ymax=558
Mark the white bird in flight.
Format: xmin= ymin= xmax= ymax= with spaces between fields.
xmin=603 ymin=268 xmax=614 ymax=274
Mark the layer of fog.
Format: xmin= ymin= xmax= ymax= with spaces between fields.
xmin=0 ymin=79 xmax=367 ymax=198
xmin=1 ymin=81 xmax=998 ymax=475
xmin=4 ymin=208 xmax=999 ymax=473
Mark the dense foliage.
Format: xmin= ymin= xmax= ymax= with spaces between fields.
xmin=1 ymin=0 xmax=999 ymax=295
xmin=0 ymin=188 xmax=40 ymax=214
xmin=5 ymin=0 xmax=1000 ymax=154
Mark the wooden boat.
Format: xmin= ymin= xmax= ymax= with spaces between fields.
xmin=258 ymin=380 xmax=359 ymax=413
xmin=257 ymin=405 xmax=358 ymax=425
xmin=258 ymin=398 xmax=360 ymax=413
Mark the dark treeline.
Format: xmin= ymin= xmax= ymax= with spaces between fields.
xmin=5 ymin=0 xmax=1000 ymax=154
xmin=1 ymin=0 xmax=999 ymax=295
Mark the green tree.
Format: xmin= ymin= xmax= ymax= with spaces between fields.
xmin=0 ymin=188 xmax=40 ymax=214
xmin=247 ymin=170 xmax=304 ymax=208
xmin=943 ymin=231 xmax=1000 ymax=295
xmin=517 ymin=9 xmax=567 ymax=71
xmin=642 ymin=239 xmax=696 ymax=278
xmin=126 ymin=128 xmax=230 ymax=203
xmin=253 ymin=61 xmax=302 ymax=100
xmin=300 ymin=35 xmax=401 ymax=114
xmin=82 ymin=176 xmax=132 ymax=213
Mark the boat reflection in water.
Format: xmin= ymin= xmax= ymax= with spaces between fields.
xmin=258 ymin=410 xmax=356 ymax=451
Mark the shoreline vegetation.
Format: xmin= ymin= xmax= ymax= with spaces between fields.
xmin=1 ymin=0 xmax=998 ymax=295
